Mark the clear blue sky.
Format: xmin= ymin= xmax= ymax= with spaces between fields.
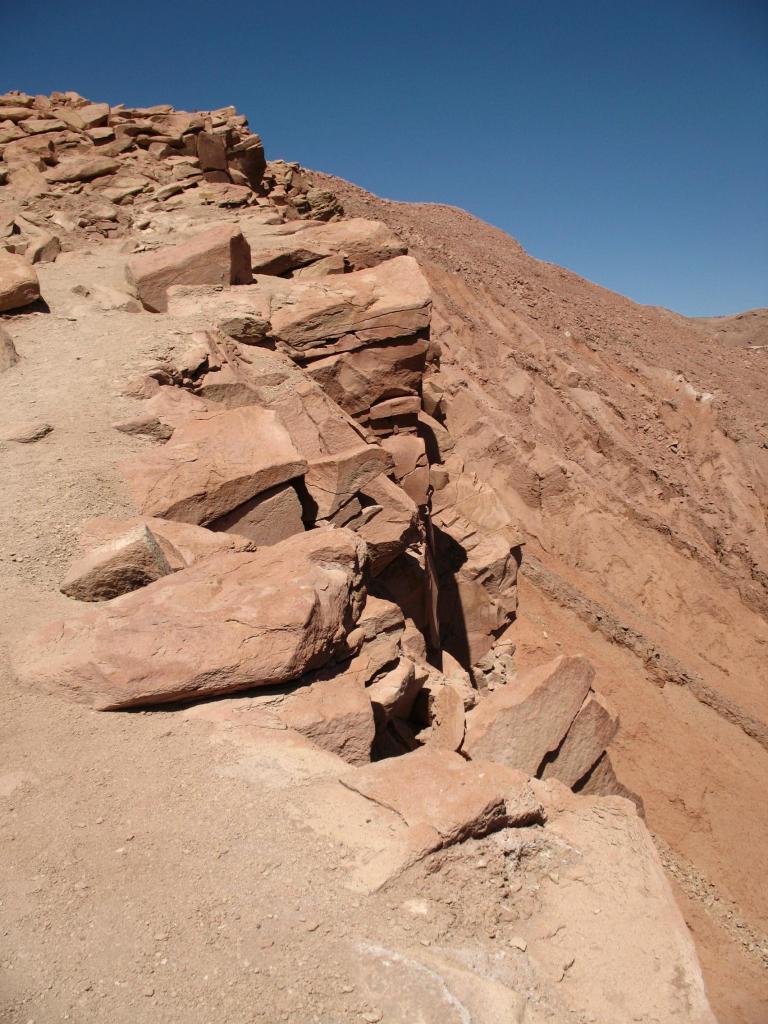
xmin=2 ymin=1 xmax=766 ymax=316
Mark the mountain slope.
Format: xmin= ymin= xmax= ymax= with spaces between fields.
xmin=311 ymin=171 xmax=768 ymax=1023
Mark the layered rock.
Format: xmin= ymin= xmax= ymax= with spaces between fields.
xmin=119 ymin=405 xmax=307 ymax=525
xmin=60 ymin=515 xmax=254 ymax=600
xmin=126 ymin=223 xmax=253 ymax=312
xmin=19 ymin=529 xmax=367 ymax=709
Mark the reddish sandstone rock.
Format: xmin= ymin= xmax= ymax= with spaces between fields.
xmin=112 ymin=385 xmax=212 ymax=441
xmin=542 ymin=691 xmax=619 ymax=787
xmin=463 ymin=655 xmax=594 ymax=774
xmin=209 ymin=483 xmax=305 ymax=546
xmin=367 ymin=657 xmax=422 ymax=721
xmin=305 ymin=443 xmax=393 ymax=519
xmin=350 ymin=473 xmax=419 ymax=575
xmin=61 ymin=524 xmax=173 ymax=601
xmin=278 ymin=674 xmax=375 ymax=766
xmin=119 ymin=405 xmax=307 ymax=525
xmin=340 ymin=748 xmax=543 ymax=846
xmin=305 ymin=336 xmax=427 ymax=420
xmin=44 ymin=155 xmax=119 ymax=183
xmin=241 ymin=217 xmax=406 ymax=276
xmin=126 ymin=223 xmax=253 ymax=312
xmin=61 ymin=515 xmax=255 ymax=600
xmin=17 ymin=529 xmax=367 ymax=710
xmin=245 ymin=255 xmax=431 ymax=358
xmin=0 ymin=251 xmax=40 ymax=311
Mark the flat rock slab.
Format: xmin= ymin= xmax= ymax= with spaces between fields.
xmin=119 ymin=405 xmax=307 ymax=525
xmin=462 ymin=655 xmax=594 ymax=775
xmin=126 ymin=223 xmax=253 ymax=312
xmin=340 ymin=748 xmax=543 ymax=847
xmin=16 ymin=528 xmax=367 ymax=710
xmin=241 ymin=217 xmax=406 ymax=275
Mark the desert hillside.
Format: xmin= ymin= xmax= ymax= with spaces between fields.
xmin=0 ymin=90 xmax=764 ymax=1024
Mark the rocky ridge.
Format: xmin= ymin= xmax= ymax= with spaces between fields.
xmin=0 ymin=91 xmax=727 ymax=1023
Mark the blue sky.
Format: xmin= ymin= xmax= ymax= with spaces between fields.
xmin=2 ymin=1 xmax=766 ymax=316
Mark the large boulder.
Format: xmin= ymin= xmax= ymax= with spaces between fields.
xmin=44 ymin=155 xmax=119 ymax=182
xmin=264 ymin=255 xmax=430 ymax=357
xmin=462 ymin=655 xmax=594 ymax=774
xmin=126 ymin=223 xmax=253 ymax=312
xmin=0 ymin=251 xmax=40 ymax=311
xmin=304 ymin=443 xmax=393 ymax=519
xmin=240 ymin=217 xmax=406 ymax=276
xmin=209 ymin=482 xmax=305 ymax=546
xmin=17 ymin=529 xmax=368 ymax=710
xmin=119 ymin=405 xmax=307 ymax=525
xmin=305 ymin=336 xmax=428 ymax=421
xmin=61 ymin=524 xmax=173 ymax=601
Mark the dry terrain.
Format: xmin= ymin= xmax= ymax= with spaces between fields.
xmin=0 ymin=90 xmax=765 ymax=1024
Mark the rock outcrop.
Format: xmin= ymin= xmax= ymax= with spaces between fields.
xmin=4 ymin=89 xmax=722 ymax=1024
xmin=21 ymin=529 xmax=367 ymax=709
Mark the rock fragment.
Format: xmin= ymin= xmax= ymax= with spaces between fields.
xmin=60 ymin=525 xmax=173 ymax=602
xmin=278 ymin=674 xmax=375 ymax=765
xmin=0 ymin=324 xmax=19 ymax=371
xmin=462 ymin=655 xmax=594 ymax=774
xmin=126 ymin=223 xmax=253 ymax=312
xmin=542 ymin=691 xmax=619 ymax=787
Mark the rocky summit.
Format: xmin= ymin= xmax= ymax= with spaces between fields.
xmin=1 ymin=89 xmax=765 ymax=1024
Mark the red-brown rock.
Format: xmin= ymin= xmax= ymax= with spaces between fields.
xmin=126 ymin=224 xmax=253 ymax=312
xmin=119 ymin=405 xmax=307 ymax=525
xmin=17 ymin=529 xmax=367 ymax=710
xmin=462 ymin=655 xmax=594 ymax=774
xmin=0 ymin=251 xmax=40 ymax=311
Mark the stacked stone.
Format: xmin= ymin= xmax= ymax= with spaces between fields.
xmin=0 ymin=91 xmax=340 ymax=299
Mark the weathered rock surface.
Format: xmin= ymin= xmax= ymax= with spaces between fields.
xmin=120 ymin=405 xmax=307 ymax=525
xmin=278 ymin=674 xmax=375 ymax=766
xmin=340 ymin=748 xmax=544 ymax=848
xmin=126 ymin=224 xmax=253 ymax=312
xmin=0 ymin=251 xmax=40 ymax=311
xmin=61 ymin=515 xmax=254 ymax=600
xmin=245 ymin=255 xmax=431 ymax=358
xmin=462 ymin=655 xmax=594 ymax=774
xmin=61 ymin=524 xmax=173 ymax=601
xmin=209 ymin=482 xmax=305 ymax=547
xmin=241 ymin=217 xmax=406 ymax=275
xmin=304 ymin=443 xmax=392 ymax=519
xmin=542 ymin=690 xmax=619 ymax=787
xmin=17 ymin=529 xmax=367 ymax=709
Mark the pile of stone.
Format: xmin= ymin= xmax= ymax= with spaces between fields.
xmin=16 ymin=204 xmax=625 ymax=810
xmin=0 ymin=90 xmax=340 ymax=312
